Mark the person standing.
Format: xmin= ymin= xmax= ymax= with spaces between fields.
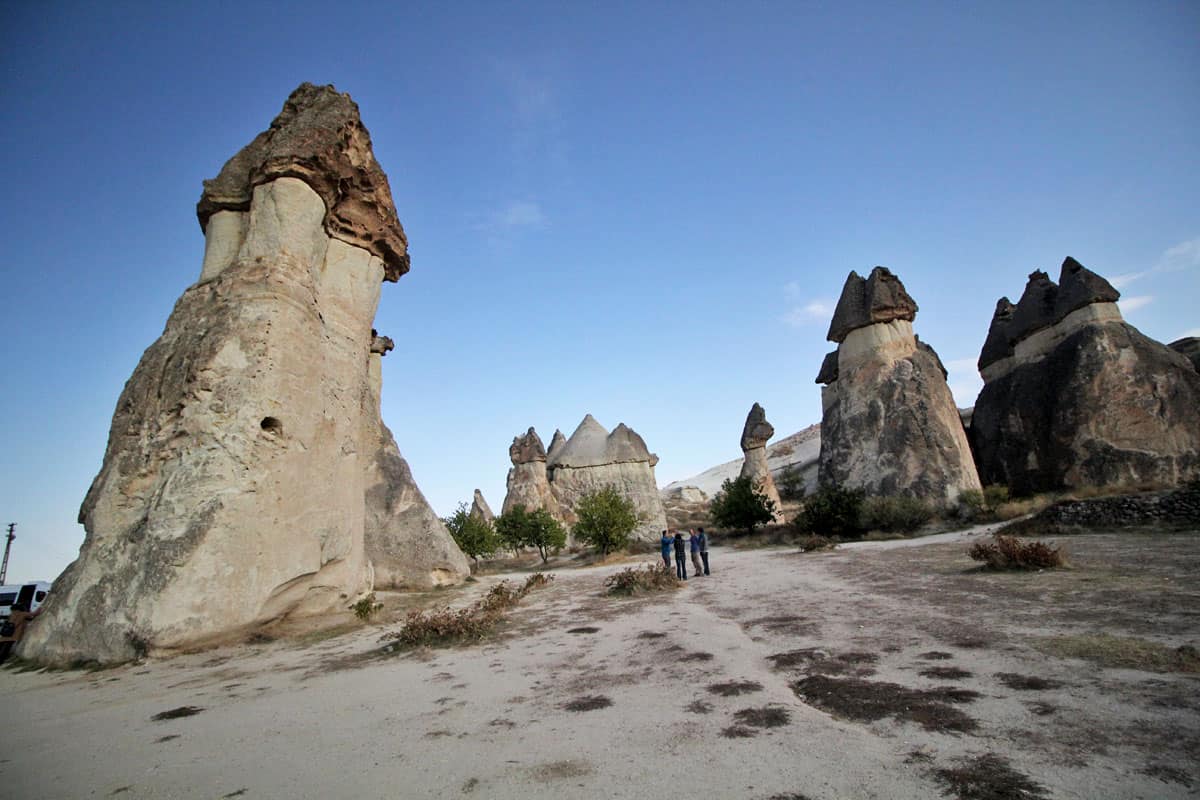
xmin=689 ymin=529 xmax=704 ymax=577
xmin=660 ymin=530 xmax=673 ymax=569
xmin=698 ymin=527 xmax=710 ymax=575
xmin=673 ymin=530 xmax=688 ymax=580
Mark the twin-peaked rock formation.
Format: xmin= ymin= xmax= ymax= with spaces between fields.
xmin=22 ymin=84 xmax=467 ymax=666
xmin=817 ymin=267 xmax=981 ymax=504
xmin=739 ymin=403 xmax=783 ymax=515
xmin=971 ymin=258 xmax=1200 ymax=494
xmin=503 ymin=416 xmax=667 ymax=541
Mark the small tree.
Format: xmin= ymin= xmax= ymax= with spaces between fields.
xmin=795 ymin=486 xmax=866 ymax=539
xmin=709 ymin=475 xmax=776 ymax=536
xmin=777 ymin=465 xmax=807 ymax=501
xmin=443 ymin=502 xmax=499 ymax=568
xmin=495 ymin=504 xmax=567 ymax=564
xmin=573 ymin=485 xmax=641 ymax=556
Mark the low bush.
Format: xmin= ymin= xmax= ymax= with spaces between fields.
xmin=797 ymin=534 xmax=836 ymax=553
xmin=604 ymin=563 xmax=681 ymax=596
xmin=968 ymin=535 xmax=1065 ymax=570
xmin=352 ymin=592 xmax=380 ymax=622
xmin=385 ymin=573 xmax=553 ymax=648
xmin=777 ymin=465 xmax=807 ymax=501
xmin=795 ymin=486 xmax=866 ymax=538
xmin=860 ymin=495 xmax=934 ymax=533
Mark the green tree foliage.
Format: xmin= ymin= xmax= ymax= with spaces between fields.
xmin=443 ymin=503 xmax=499 ymax=568
xmin=777 ymin=465 xmax=807 ymax=501
xmin=795 ymin=486 xmax=866 ymax=538
xmin=494 ymin=504 xmax=567 ymax=564
xmin=572 ymin=485 xmax=641 ymax=556
xmin=710 ymin=475 xmax=777 ymax=536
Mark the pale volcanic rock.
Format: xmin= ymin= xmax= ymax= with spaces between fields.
xmin=738 ymin=403 xmax=783 ymax=516
xmin=546 ymin=416 xmax=667 ymax=541
xmin=501 ymin=428 xmax=560 ymax=518
xmin=546 ymin=429 xmax=567 ymax=463
xmin=971 ymin=258 xmax=1200 ymax=494
xmin=21 ymin=85 xmax=466 ymax=666
xmin=470 ymin=489 xmax=496 ymax=524
xmin=818 ymin=268 xmax=981 ymax=505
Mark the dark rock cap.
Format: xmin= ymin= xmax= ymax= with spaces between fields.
xmin=977 ymin=298 xmax=1016 ymax=370
xmin=827 ymin=267 xmax=918 ymax=343
xmin=509 ymin=427 xmax=547 ymax=464
xmin=1007 ymin=271 xmax=1059 ymax=344
xmin=740 ymin=403 xmax=775 ymax=451
xmin=370 ymin=329 xmax=395 ymax=356
xmin=197 ymin=83 xmax=410 ymax=282
xmin=815 ymin=350 xmax=839 ymax=385
xmin=1055 ymin=257 xmax=1120 ymax=319
xmin=1168 ymin=337 xmax=1200 ymax=373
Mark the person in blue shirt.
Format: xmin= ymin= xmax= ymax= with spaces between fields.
xmin=660 ymin=530 xmax=673 ymax=569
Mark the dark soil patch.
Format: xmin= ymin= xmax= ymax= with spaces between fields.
xmin=636 ymin=631 xmax=667 ymax=640
xmin=792 ymin=676 xmax=978 ymax=733
xmin=995 ymin=673 xmax=1064 ymax=691
xmin=707 ymin=680 xmax=764 ymax=697
xmin=151 ymin=706 xmax=203 ymax=721
xmin=767 ymin=649 xmax=879 ymax=676
xmin=686 ymin=700 xmax=713 ymax=714
xmin=920 ymin=666 xmax=973 ymax=680
xmin=1026 ymin=701 xmax=1057 ymax=716
xmin=932 ymin=752 xmax=1049 ymax=799
xmin=742 ymin=615 xmax=819 ymax=636
xmin=766 ymin=794 xmax=815 ymax=800
xmin=950 ymin=637 xmax=993 ymax=650
xmin=919 ymin=651 xmax=954 ymax=660
xmin=154 ymin=735 xmax=181 ymax=743
xmin=720 ymin=725 xmax=757 ymax=738
xmin=733 ymin=706 xmax=791 ymax=728
xmin=566 ymin=626 xmax=600 ymax=634
xmin=1141 ymin=762 xmax=1193 ymax=788
xmin=679 ymin=651 xmax=714 ymax=662
xmin=561 ymin=695 xmax=613 ymax=712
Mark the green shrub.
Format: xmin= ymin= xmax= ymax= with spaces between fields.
xmin=495 ymin=505 xmax=568 ymax=563
xmin=796 ymin=486 xmax=866 ymax=538
xmin=958 ymin=489 xmax=985 ymax=517
xmin=861 ymin=495 xmax=934 ymax=533
xmin=984 ymin=485 xmax=1010 ymax=508
xmin=352 ymin=593 xmax=379 ymax=621
xmin=604 ymin=563 xmax=681 ymax=596
xmin=777 ymin=466 xmax=807 ymax=501
xmin=710 ymin=476 xmax=777 ymax=535
xmin=572 ymin=485 xmax=642 ymax=555
xmin=968 ymin=535 xmax=1064 ymax=570
xmin=443 ymin=502 xmax=500 ymax=567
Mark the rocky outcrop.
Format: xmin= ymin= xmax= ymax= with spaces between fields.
xmin=971 ymin=258 xmax=1200 ymax=494
xmin=470 ymin=489 xmax=495 ymax=523
xmin=501 ymin=428 xmax=560 ymax=518
xmin=546 ymin=415 xmax=667 ymax=541
xmin=546 ymin=429 xmax=567 ymax=463
xmin=817 ymin=267 xmax=981 ymax=504
xmin=1169 ymin=337 xmax=1200 ymax=373
xmin=21 ymin=84 xmax=466 ymax=666
xmin=738 ymin=403 xmax=783 ymax=515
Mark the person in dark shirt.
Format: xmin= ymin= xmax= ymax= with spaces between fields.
xmin=673 ymin=530 xmax=688 ymax=580
xmin=689 ymin=529 xmax=704 ymax=577
xmin=697 ymin=527 xmax=710 ymax=575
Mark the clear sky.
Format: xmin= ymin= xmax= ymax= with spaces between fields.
xmin=1 ymin=1 xmax=1197 ymax=584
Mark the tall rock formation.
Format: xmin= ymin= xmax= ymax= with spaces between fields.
xmin=546 ymin=415 xmax=667 ymax=541
xmin=470 ymin=489 xmax=496 ymax=523
xmin=21 ymin=84 xmax=467 ymax=666
xmin=738 ymin=403 xmax=783 ymax=516
xmin=971 ymin=258 xmax=1200 ymax=494
xmin=817 ymin=267 xmax=981 ymax=504
xmin=501 ymin=428 xmax=561 ymax=518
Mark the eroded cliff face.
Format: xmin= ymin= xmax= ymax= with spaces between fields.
xmin=738 ymin=403 xmax=783 ymax=516
xmin=546 ymin=416 xmax=667 ymax=541
xmin=971 ymin=258 xmax=1200 ymax=494
xmin=817 ymin=268 xmax=981 ymax=505
xmin=21 ymin=84 xmax=466 ymax=666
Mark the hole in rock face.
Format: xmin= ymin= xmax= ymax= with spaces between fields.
xmin=260 ymin=417 xmax=283 ymax=435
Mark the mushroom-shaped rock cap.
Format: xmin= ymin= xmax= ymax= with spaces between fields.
xmin=608 ymin=423 xmax=655 ymax=464
xmin=1008 ymin=271 xmax=1060 ymax=343
xmin=815 ymin=350 xmax=840 ymax=385
xmin=509 ymin=427 xmax=547 ymax=464
xmin=549 ymin=415 xmax=611 ymax=468
xmin=370 ymin=329 xmax=395 ymax=356
xmin=197 ymin=82 xmax=410 ymax=282
xmin=740 ymin=403 xmax=775 ymax=451
xmin=978 ymin=298 xmax=1017 ymax=370
xmin=1055 ymin=257 xmax=1119 ymax=319
xmin=827 ymin=267 xmax=918 ymax=343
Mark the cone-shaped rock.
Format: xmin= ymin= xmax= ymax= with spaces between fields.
xmin=818 ymin=267 xmax=980 ymax=504
xmin=546 ymin=416 xmax=667 ymax=541
xmin=738 ymin=403 xmax=783 ymax=515
xmin=502 ymin=428 xmax=561 ymax=518
xmin=971 ymin=258 xmax=1200 ymax=493
xmin=470 ymin=489 xmax=496 ymax=524
xmin=546 ymin=429 xmax=567 ymax=463
xmin=21 ymin=84 xmax=467 ymax=666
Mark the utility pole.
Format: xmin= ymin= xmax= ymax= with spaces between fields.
xmin=0 ymin=523 xmax=14 ymax=585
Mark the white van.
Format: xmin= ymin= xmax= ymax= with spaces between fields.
xmin=0 ymin=581 xmax=51 ymax=617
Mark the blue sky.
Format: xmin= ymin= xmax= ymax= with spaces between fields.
xmin=1 ymin=1 xmax=1197 ymax=583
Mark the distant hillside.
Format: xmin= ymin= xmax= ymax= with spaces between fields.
xmin=662 ymin=423 xmax=822 ymax=499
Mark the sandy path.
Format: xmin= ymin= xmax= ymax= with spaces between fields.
xmin=1 ymin=528 xmax=1195 ymax=799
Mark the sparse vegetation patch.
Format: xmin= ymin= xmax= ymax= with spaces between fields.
xmin=151 ymin=706 xmax=203 ymax=721
xmin=1033 ymin=634 xmax=1200 ymax=673
xmin=968 ymin=535 xmax=1065 ymax=570
xmin=995 ymin=673 xmax=1063 ymax=691
xmin=604 ymin=563 xmax=680 ymax=596
xmin=920 ymin=666 xmax=973 ymax=680
xmin=383 ymin=573 xmax=553 ymax=649
xmin=562 ymin=695 xmax=613 ymax=712
xmin=792 ymin=675 xmax=978 ymax=733
xmin=932 ymin=752 xmax=1049 ymax=800
xmin=733 ymin=706 xmax=790 ymax=728
xmin=707 ymin=680 xmax=763 ymax=697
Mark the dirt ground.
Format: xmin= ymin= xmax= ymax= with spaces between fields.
xmin=1 ymin=523 xmax=1197 ymax=799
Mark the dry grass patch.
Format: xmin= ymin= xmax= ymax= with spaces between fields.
xmin=767 ymin=648 xmax=879 ymax=676
xmin=720 ymin=725 xmax=758 ymax=738
xmin=920 ymin=651 xmax=954 ymax=660
xmin=995 ymin=673 xmax=1064 ymax=691
xmin=733 ymin=706 xmax=791 ymax=728
xmin=604 ymin=563 xmax=681 ymax=596
xmin=968 ymin=535 xmax=1065 ymax=570
xmin=1033 ymin=634 xmax=1200 ymax=673
xmin=707 ymin=680 xmax=763 ymax=697
xmin=383 ymin=574 xmax=553 ymax=650
xmin=932 ymin=752 xmax=1049 ymax=800
xmin=920 ymin=666 xmax=973 ymax=680
xmin=151 ymin=706 xmax=203 ymax=721
xmin=561 ymin=695 xmax=612 ymax=712
xmin=686 ymin=699 xmax=714 ymax=714
xmin=797 ymin=534 xmax=836 ymax=552
xmin=566 ymin=626 xmax=600 ymax=634
xmin=792 ymin=676 xmax=979 ymax=733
